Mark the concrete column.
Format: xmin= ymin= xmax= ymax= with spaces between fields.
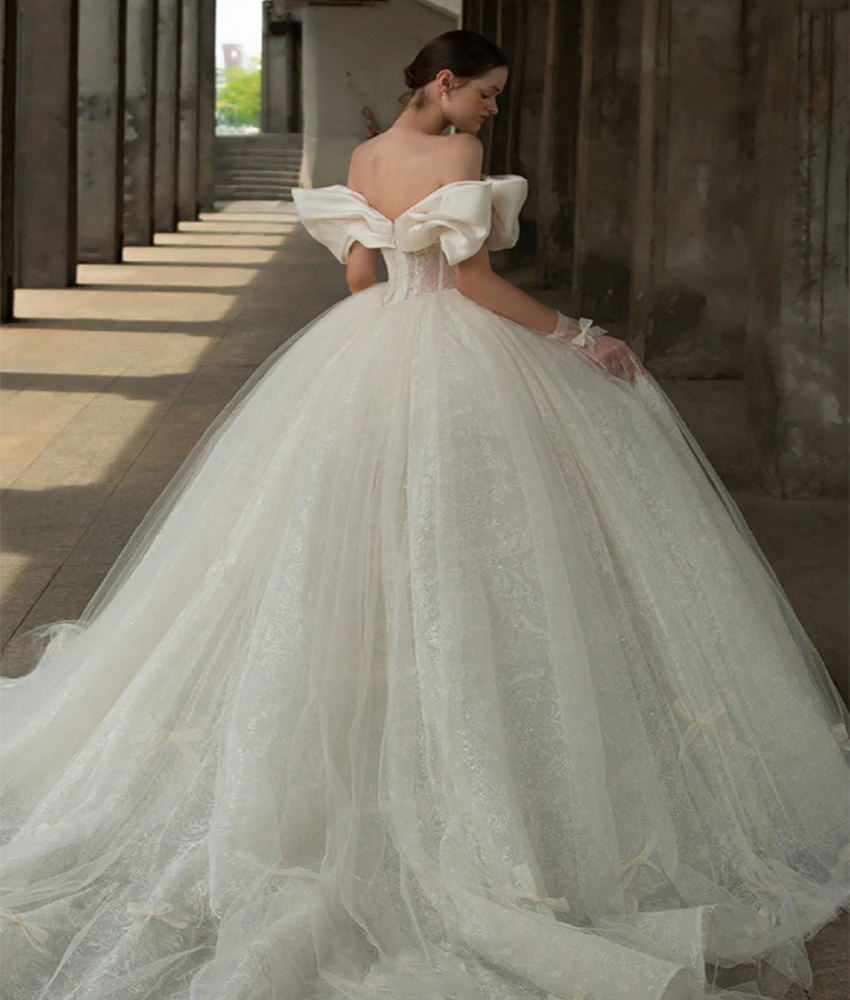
xmin=747 ymin=0 xmax=849 ymax=498
xmin=124 ymin=0 xmax=158 ymax=245
xmin=197 ymin=0 xmax=216 ymax=212
xmin=178 ymin=0 xmax=200 ymax=221
xmin=17 ymin=0 xmax=79 ymax=287
xmin=484 ymin=0 xmax=523 ymax=177
xmin=154 ymin=0 xmax=181 ymax=231
xmin=477 ymin=1 xmax=499 ymax=172
xmin=262 ymin=0 xmax=290 ymax=134
xmin=535 ymin=0 xmax=582 ymax=288
xmin=571 ymin=0 xmax=641 ymax=327
xmin=78 ymin=0 xmax=127 ymax=264
xmin=629 ymin=0 xmax=754 ymax=376
xmin=0 ymin=0 xmax=17 ymax=321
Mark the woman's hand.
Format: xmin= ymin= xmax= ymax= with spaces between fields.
xmin=576 ymin=334 xmax=648 ymax=385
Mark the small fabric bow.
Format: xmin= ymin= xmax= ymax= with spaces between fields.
xmin=570 ymin=318 xmax=607 ymax=349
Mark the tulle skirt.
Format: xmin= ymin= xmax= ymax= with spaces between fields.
xmin=1 ymin=285 xmax=848 ymax=1000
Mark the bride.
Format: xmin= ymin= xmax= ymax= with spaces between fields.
xmin=1 ymin=28 xmax=848 ymax=1000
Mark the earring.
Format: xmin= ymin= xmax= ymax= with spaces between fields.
xmin=441 ymin=92 xmax=447 ymax=101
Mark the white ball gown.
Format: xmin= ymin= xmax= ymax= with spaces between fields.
xmin=1 ymin=175 xmax=848 ymax=1000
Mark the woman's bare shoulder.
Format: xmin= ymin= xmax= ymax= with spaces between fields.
xmin=440 ymin=132 xmax=484 ymax=182
xmin=346 ymin=138 xmax=378 ymax=188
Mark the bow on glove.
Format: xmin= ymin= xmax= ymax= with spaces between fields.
xmin=545 ymin=312 xmax=649 ymax=385
xmin=546 ymin=313 xmax=607 ymax=348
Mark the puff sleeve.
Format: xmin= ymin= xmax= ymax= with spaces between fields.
xmin=293 ymin=175 xmax=528 ymax=268
xmin=291 ymin=186 xmax=395 ymax=265
xmin=394 ymin=175 xmax=528 ymax=266
xmin=486 ymin=175 xmax=528 ymax=252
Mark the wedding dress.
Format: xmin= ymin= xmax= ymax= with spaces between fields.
xmin=1 ymin=175 xmax=848 ymax=1000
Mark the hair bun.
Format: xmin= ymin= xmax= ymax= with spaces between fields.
xmin=403 ymin=66 xmax=417 ymax=90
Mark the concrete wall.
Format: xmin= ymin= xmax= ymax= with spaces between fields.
xmin=747 ymin=0 xmax=849 ymax=497
xmin=630 ymin=0 xmax=755 ymax=377
xmin=572 ymin=0 xmax=641 ymax=323
xmin=300 ymin=0 xmax=458 ymax=188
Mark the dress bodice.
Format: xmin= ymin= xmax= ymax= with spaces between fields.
xmin=379 ymin=244 xmax=457 ymax=305
xmin=292 ymin=175 xmax=528 ymax=304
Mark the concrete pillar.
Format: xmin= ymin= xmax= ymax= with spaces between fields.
xmin=197 ymin=0 xmax=216 ymax=212
xmin=571 ymin=0 xmax=641 ymax=327
xmin=535 ymin=0 xmax=582 ymax=288
xmin=747 ymin=0 xmax=849 ymax=498
xmin=484 ymin=0 xmax=523 ymax=177
xmin=154 ymin=0 xmax=181 ymax=232
xmin=124 ymin=0 xmax=158 ymax=245
xmin=17 ymin=0 xmax=79 ymax=287
xmin=629 ymin=0 xmax=754 ymax=376
xmin=78 ymin=0 xmax=127 ymax=264
xmin=178 ymin=0 xmax=200 ymax=221
xmin=262 ymin=0 xmax=290 ymax=134
xmin=0 ymin=0 xmax=16 ymax=321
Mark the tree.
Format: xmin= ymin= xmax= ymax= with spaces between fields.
xmin=217 ymin=58 xmax=261 ymax=128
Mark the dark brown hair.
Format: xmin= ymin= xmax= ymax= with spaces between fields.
xmin=400 ymin=30 xmax=508 ymax=108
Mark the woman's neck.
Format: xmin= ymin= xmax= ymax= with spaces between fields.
xmin=390 ymin=103 xmax=451 ymax=137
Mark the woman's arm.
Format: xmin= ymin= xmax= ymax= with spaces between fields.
xmin=455 ymin=244 xmax=558 ymax=334
xmin=345 ymin=144 xmax=380 ymax=293
xmin=456 ymin=242 xmax=648 ymax=384
xmin=347 ymin=241 xmax=380 ymax=294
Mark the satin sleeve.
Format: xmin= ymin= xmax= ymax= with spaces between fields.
xmin=394 ymin=174 xmax=528 ymax=266
xmin=291 ymin=186 xmax=395 ymax=265
xmin=293 ymin=175 xmax=528 ymax=267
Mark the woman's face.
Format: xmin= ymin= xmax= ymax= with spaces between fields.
xmin=438 ymin=65 xmax=508 ymax=134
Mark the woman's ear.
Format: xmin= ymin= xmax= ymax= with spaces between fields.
xmin=434 ymin=69 xmax=453 ymax=94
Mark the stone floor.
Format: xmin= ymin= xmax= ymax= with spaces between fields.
xmin=0 ymin=201 xmax=847 ymax=997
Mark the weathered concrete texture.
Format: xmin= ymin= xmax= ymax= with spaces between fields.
xmin=300 ymin=0 xmax=456 ymax=188
xmin=261 ymin=0 xmax=292 ymax=134
xmin=748 ymin=2 xmax=849 ymax=499
xmin=572 ymin=0 xmax=641 ymax=324
xmin=177 ymin=0 xmax=200 ymax=221
xmin=17 ymin=0 xmax=79 ymax=287
xmin=78 ymin=0 xmax=127 ymax=264
xmin=154 ymin=0 xmax=181 ymax=232
xmin=476 ymin=0 xmax=521 ymax=178
xmin=534 ymin=0 xmax=581 ymax=288
xmin=197 ymin=0 xmax=216 ymax=212
xmin=124 ymin=0 xmax=158 ymax=246
xmin=630 ymin=0 xmax=754 ymax=377
xmin=0 ymin=0 xmax=16 ymax=322
xmin=508 ymin=0 xmax=547 ymax=260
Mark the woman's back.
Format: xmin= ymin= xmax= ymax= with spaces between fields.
xmin=346 ymin=129 xmax=482 ymax=222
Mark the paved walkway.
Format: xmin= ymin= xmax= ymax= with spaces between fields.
xmin=0 ymin=201 xmax=847 ymax=996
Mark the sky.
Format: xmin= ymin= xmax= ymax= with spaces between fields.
xmin=216 ymin=0 xmax=263 ymax=67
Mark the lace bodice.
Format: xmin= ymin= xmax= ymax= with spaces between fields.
xmin=380 ymin=244 xmax=457 ymax=304
xmin=292 ymin=176 xmax=528 ymax=300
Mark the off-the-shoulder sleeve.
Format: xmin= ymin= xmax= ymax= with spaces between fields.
xmin=486 ymin=175 xmax=528 ymax=253
xmin=292 ymin=186 xmax=395 ymax=264
xmin=394 ymin=174 xmax=528 ymax=266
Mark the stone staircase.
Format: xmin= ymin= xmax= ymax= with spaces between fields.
xmin=214 ymin=133 xmax=302 ymax=202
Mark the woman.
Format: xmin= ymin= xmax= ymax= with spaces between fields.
xmin=1 ymin=29 xmax=847 ymax=1000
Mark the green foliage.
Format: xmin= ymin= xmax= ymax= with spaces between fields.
xmin=217 ymin=59 xmax=262 ymax=128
